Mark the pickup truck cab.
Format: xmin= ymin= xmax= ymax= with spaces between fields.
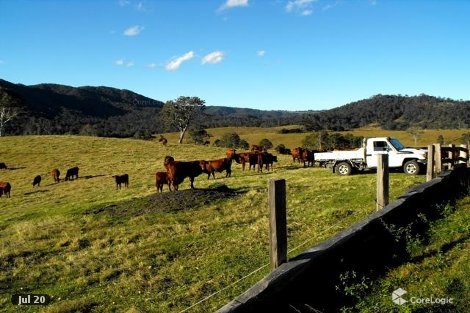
xmin=314 ymin=137 xmax=427 ymax=175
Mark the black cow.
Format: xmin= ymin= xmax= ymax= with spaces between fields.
xmin=32 ymin=175 xmax=42 ymax=187
xmin=65 ymin=167 xmax=79 ymax=181
xmin=113 ymin=174 xmax=129 ymax=189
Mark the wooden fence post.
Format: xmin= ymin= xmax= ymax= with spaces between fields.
xmin=433 ymin=144 xmax=442 ymax=175
xmin=448 ymin=144 xmax=455 ymax=170
xmin=426 ymin=145 xmax=435 ymax=182
xmin=268 ymin=179 xmax=287 ymax=271
xmin=376 ymin=154 xmax=389 ymax=211
xmin=460 ymin=144 xmax=469 ymax=165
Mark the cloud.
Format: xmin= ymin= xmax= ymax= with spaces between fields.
xmin=257 ymin=50 xmax=266 ymax=57
xmin=147 ymin=63 xmax=157 ymax=69
xmin=115 ymin=59 xmax=134 ymax=67
xmin=286 ymin=0 xmax=317 ymax=16
xmin=123 ymin=25 xmax=144 ymax=36
xmin=165 ymin=51 xmax=194 ymax=71
xmin=126 ymin=61 xmax=135 ymax=67
xmin=202 ymin=51 xmax=225 ymax=64
xmin=0 ymin=60 xmax=4 ymax=65
xmin=119 ymin=0 xmax=131 ymax=6
xmin=219 ymin=0 xmax=249 ymax=11
xmin=115 ymin=59 xmax=125 ymax=66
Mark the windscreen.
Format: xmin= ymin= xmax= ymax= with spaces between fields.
xmin=389 ymin=138 xmax=405 ymax=151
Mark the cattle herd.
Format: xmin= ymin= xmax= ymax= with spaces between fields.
xmin=0 ymin=164 xmax=80 ymax=198
xmin=0 ymin=144 xmax=321 ymax=198
xmin=159 ymin=145 xmax=278 ymax=192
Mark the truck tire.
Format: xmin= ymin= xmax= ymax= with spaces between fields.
xmin=403 ymin=160 xmax=420 ymax=175
xmin=336 ymin=162 xmax=352 ymax=175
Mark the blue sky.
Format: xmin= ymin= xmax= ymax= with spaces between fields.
xmin=1 ymin=0 xmax=469 ymax=111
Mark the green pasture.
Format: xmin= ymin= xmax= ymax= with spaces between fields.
xmin=162 ymin=126 xmax=470 ymax=149
xmin=0 ymin=135 xmax=427 ymax=312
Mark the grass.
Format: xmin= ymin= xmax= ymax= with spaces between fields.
xmin=339 ymin=196 xmax=470 ymax=313
xmin=162 ymin=126 xmax=470 ymax=148
xmin=0 ymin=134 xmax=428 ymax=312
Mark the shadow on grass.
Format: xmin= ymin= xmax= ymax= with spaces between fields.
xmin=84 ymin=184 xmax=247 ymax=218
xmin=24 ymin=189 xmax=50 ymax=196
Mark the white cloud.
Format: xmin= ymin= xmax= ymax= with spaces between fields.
xmin=257 ymin=50 xmax=266 ymax=57
xmin=219 ymin=0 xmax=249 ymax=11
xmin=147 ymin=63 xmax=157 ymax=69
xmin=202 ymin=51 xmax=225 ymax=64
xmin=123 ymin=25 xmax=144 ymax=36
xmin=165 ymin=51 xmax=194 ymax=71
xmin=115 ymin=59 xmax=125 ymax=66
xmin=126 ymin=61 xmax=135 ymax=67
xmin=286 ymin=0 xmax=317 ymax=15
xmin=119 ymin=0 xmax=130 ymax=6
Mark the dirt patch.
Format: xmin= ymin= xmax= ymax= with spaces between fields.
xmin=84 ymin=184 xmax=243 ymax=217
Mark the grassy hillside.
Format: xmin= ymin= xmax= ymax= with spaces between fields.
xmin=164 ymin=126 xmax=470 ymax=149
xmin=1 ymin=135 xmax=426 ymax=312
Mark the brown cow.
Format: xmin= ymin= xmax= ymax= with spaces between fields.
xmin=251 ymin=144 xmax=261 ymax=152
xmin=200 ymin=158 xmax=232 ymax=179
xmin=51 ymin=168 xmax=60 ymax=183
xmin=226 ymin=149 xmax=236 ymax=159
xmin=156 ymin=171 xmax=169 ymax=192
xmin=0 ymin=181 xmax=11 ymax=198
xmin=257 ymin=152 xmax=278 ymax=172
xmin=164 ymin=156 xmax=203 ymax=191
xmin=113 ymin=174 xmax=129 ymax=189
xmin=232 ymin=152 xmax=251 ymax=171
xmin=159 ymin=135 xmax=168 ymax=146
xmin=302 ymin=149 xmax=315 ymax=167
xmin=291 ymin=147 xmax=304 ymax=163
xmin=32 ymin=175 xmax=42 ymax=187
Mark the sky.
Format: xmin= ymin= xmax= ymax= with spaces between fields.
xmin=1 ymin=0 xmax=470 ymax=111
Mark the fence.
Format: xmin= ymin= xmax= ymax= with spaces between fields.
xmin=218 ymin=164 xmax=469 ymax=313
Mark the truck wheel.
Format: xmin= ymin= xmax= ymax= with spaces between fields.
xmin=403 ymin=160 xmax=419 ymax=175
xmin=336 ymin=162 xmax=352 ymax=175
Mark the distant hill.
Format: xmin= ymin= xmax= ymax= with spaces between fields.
xmin=0 ymin=79 xmax=306 ymax=137
xmin=302 ymin=94 xmax=470 ymax=131
xmin=1 ymin=79 xmax=469 ymax=137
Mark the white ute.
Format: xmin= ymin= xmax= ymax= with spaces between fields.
xmin=314 ymin=137 xmax=427 ymax=175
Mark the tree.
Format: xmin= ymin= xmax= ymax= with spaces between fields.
xmin=407 ymin=127 xmax=424 ymax=146
xmin=161 ymin=96 xmax=205 ymax=144
xmin=189 ymin=127 xmax=211 ymax=145
xmin=259 ymin=138 xmax=273 ymax=150
xmin=0 ymin=88 xmax=21 ymax=136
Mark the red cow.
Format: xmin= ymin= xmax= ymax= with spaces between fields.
xmin=155 ymin=171 xmax=169 ymax=192
xmin=200 ymin=158 xmax=232 ymax=179
xmin=51 ymin=168 xmax=60 ymax=183
xmin=0 ymin=181 xmax=11 ymax=198
xmin=164 ymin=156 xmax=203 ymax=191
xmin=302 ymin=149 xmax=315 ymax=167
xmin=291 ymin=147 xmax=304 ymax=163
xmin=251 ymin=144 xmax=261 ymax=152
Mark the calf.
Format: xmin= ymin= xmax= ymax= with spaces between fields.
xmin=64 ymin=167 xmax=79 ymax=181
xmin=32 ymin=175 xmax=42 ymax=187
xmin=51 ymin=168 xmax=60 ymax=183
xmin=0 ymin=181 xmax=11 ymax=198
xmin=155 ymin=171 xmax=169 ymax=192
xmin=0 ymin=163 xmax=7 ymax=169
xmin=113 ymin=174 xmax=129 ymax=189
xmin=200 ymin=158 xmax=232 ymax=179
xmin=164 ymin=156 xmax=203 ymax=191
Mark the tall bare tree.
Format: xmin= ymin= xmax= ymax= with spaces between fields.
xmin=161 ymin=96 xmax=205 ymax=144
xmin=0 ymin=88 xmax=21 ymax=136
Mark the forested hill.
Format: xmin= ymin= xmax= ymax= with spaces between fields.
xmin=0 ymin=79 xmax=164 ymax=137
xmin=302 ymin=94 xmax=470 ymax=131
xmin=1 ymin=79 xmax=469 ymax=137
xmin=0 ymin=79 xmax=305 ymax=137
